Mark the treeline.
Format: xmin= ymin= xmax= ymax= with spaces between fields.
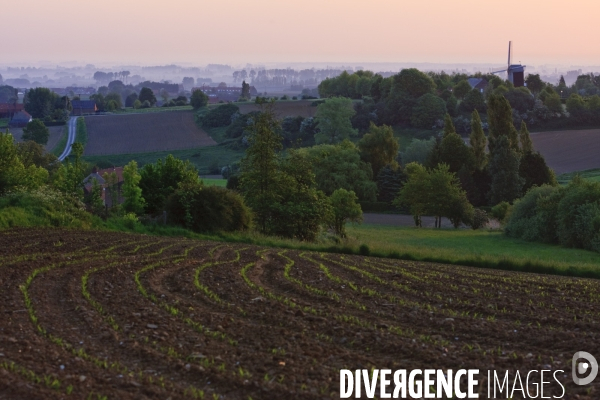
xmin=318 ymin=69 xmax=600 ymax=131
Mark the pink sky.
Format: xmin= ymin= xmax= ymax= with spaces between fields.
xmin=7 ymin=0 xmax=600 ymax=66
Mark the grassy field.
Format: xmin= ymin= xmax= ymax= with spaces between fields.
xmin=346 ymin=224 xmax=600 ymax=274
xmin=557 ymin=168 xmax=600 ymax=184
xmin=82 ymin=144 xmax=245 ymax=174
xmin=202 ymin=178 xmax=227 ymax=187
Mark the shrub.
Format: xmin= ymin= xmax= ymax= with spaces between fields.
xmin=358 ymin=244 xmax=370 ymax=256
xmin=166 ymin=184 xmax=252 ymax=233
xmin=470 ymin=209 xmax=489 ymax=230
xmin=491 ymin=201 xmax=510 ymax=222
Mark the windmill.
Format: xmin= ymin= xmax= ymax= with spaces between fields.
xmin=491 ymin=41 xmax=526 ymax=87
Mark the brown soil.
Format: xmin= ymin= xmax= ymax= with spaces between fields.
xmin=238 ymin=100 xmax=317 ymax=119
xmin=532 ymin=129 xmax=600 ymax=174
xmin=8 ymin=125 xmax=66 ymax=152
xmin=1 ymin=228 xmax=598 ymax=399
xmin=84 ymin=111 xmax=216 ymax=156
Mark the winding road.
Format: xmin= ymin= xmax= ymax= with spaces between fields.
xmin=57 ymin=116 xmax=78 ymax=161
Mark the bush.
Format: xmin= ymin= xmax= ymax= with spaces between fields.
xmin=166 ymin=184 xmax=252 ymax=233
xmin=491 ymin=201 xmax=510 ymax=222
xmin=0 ymin=186 xmax=96 ymax=229
xmin=470 ymin=209 xmax=489 ymax=230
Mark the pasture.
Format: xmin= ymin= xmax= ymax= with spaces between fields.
xmin=1 ymin=227 xmax=597 ymax=398
xmin=84 ymin=111 xmax=216 ymax=156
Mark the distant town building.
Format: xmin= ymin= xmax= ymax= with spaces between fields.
xmin=192 ymin=85 xmax=258 ymax=103
xmin=71 ymin=100 xmax=98 ymax=115
xmin=467 ymin=78 xmax=489 ymax=93
xmin=8 ymin=110 xmax=32 ymax=127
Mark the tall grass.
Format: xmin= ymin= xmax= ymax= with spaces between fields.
xmin=75 ymin=117 xmax=87 ymax=147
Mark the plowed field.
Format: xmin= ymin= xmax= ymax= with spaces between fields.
xmin=532 ymin=129 xmax=600 ymax=174
xmin=1 ymin=228 xmax=599 ymax=399
xmin=237 ymin=100 xmax=317 ymax=119
xmin=84 ymin=111 xmax=216 ymax=156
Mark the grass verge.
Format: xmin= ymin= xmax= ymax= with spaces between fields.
xmin=75 ymin=117 xmax=87 ymax=147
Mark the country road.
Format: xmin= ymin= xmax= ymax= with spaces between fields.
xmin=57 ymin=116 xmax=77 ymax=161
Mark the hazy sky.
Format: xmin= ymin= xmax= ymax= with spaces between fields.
xmin=6 ymin=0 xmax=600 ymax=66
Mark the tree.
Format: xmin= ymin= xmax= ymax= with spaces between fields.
xmin=460 ymin=89 xmax=486 ymax=113
xmin=438 ymin=130 xmax=473 ymax=174
xmin=314 ymin=97 xmax=357 ymax=144
xmin=453 ymin=80 xmax=472 ymax=99
xmin=138 ymin=87 xmax=157 ymax=106
xmin=104 ymin=92 xmax=122 ymax=109
xmin=239 ymin=101 xmax=284 ymax=234
xmin=0 ymin=130 xmax=48 ymax=195
xmin=487 ymin=94 xmax=519 ymax=153
xmin=122 ymin=161 xmax=145 ymax=215
xmin=139 ymin=154 xmax=200 ymax=214
xmin=519 ymin=152 xmax=557 ymax=193
xmin=24 ymin=88 xmax=59 ymax=119
xmin=328 ymin=189 xmax=362 ymax=237
xmin=182 ymin=77 xmax=195 ymax=89
xmin=488 ymin=135 xmax=523 ymax=205
xmin=240 ymin=80 xmax=251 ymax=101
xmin=443 ymin=113 xmax=455 ymax=137
xmin=566 ymin=93 xmax=587 ymax=122
xmin=410 ymin=93 xmax=446 ymax=129
xmin=298 ymin=140 xmax=377 ymax=201
xmin=469 ymin=110 xmax=487 ymax=170
xmin=190 ymin=89 xmax=208 ymax=109
xmin=393 ymin=68 xmax=436 ymax=98
xmin=396 ymin=163 xmax=473 ymax=229
xmin=21 ymin=120 xmax=50 ymax=145
xmin=376 ymin=165 xmax=406 ymax=203
xmin=525 ymin=74 xmax=544 ymax=94
xmin=159 ymin=89 xmax=170 ymax=103
xmin=15 ymin=140 xmax=57 ymax=172
xmin=357 ymin=123 xmax=399 ymax=178
xmin=274 ymin=150 xmax=331 ymax=241
xmin=125 ymin=92 xmax=138 ymax=108
xmin=519 ymin=121 xmax=533 ymax=153
xmin=53 ymin=142 xmax=86 ymax=200
xmin=394 ymin=162 xmax=429 ymax=226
